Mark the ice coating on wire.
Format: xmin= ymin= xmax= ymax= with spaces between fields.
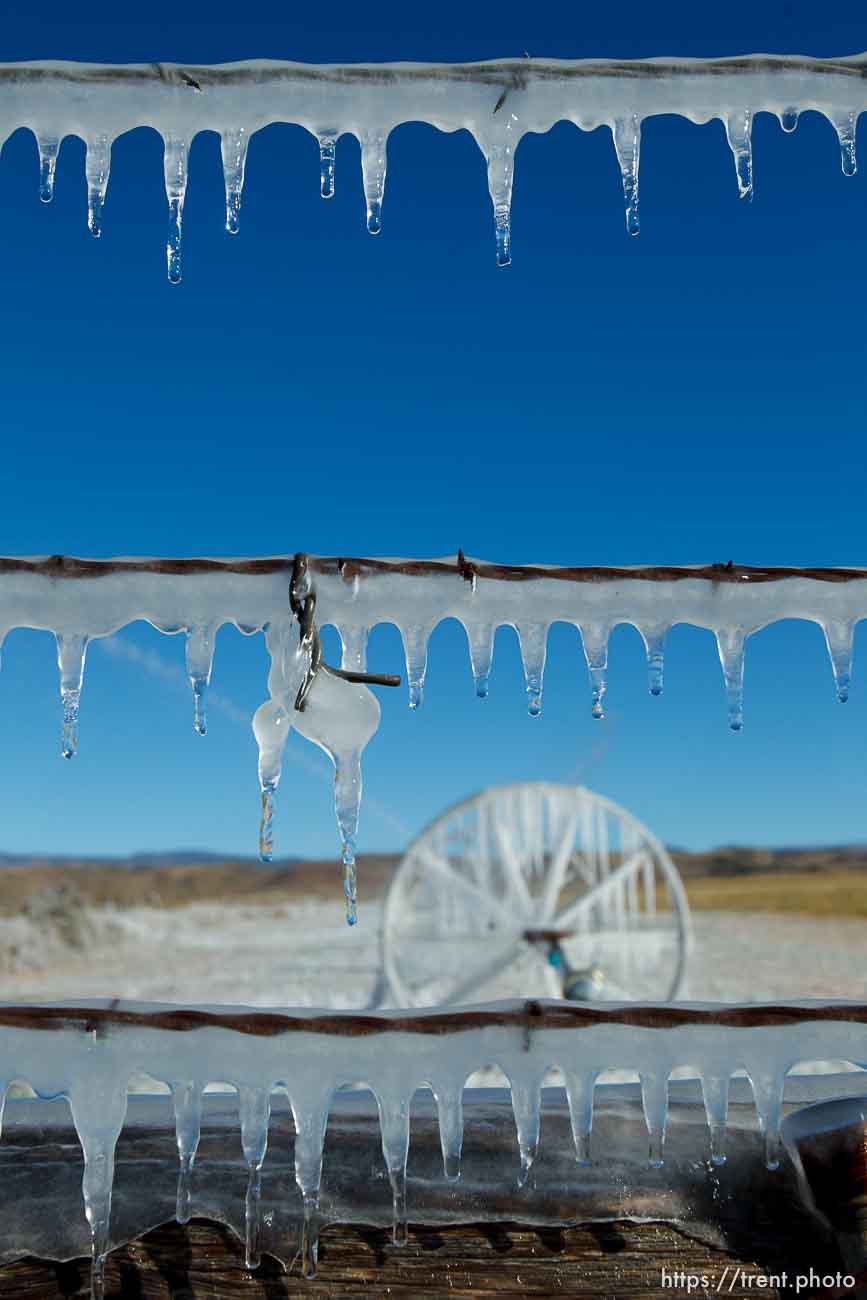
xmin=1 ymin=53 xmax=864 ymax=276
xmin=1 ymin=555 xmax=866 ymax=868
xmin=2 ymin=998 xmax=866 ymax=1291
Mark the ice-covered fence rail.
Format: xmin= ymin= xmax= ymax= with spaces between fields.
xmin=1 ymin=553 xmax=865 ymax=719
xmin=2 ymin=53 xmax=867 ymax=274
xmin=1 ymin=997 xmax=866 ymax=1293
xmin=3 ymin=555 xmax=866 ymax=884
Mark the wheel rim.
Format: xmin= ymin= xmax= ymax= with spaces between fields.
xmin=381 ymin=782 xmax=691 ymax=1007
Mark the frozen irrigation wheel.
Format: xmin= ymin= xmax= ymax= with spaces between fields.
xmin=381 ymin=782 xmax=691 ymax=1007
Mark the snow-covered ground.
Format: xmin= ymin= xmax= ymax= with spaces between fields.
xmin=0 ymin=899 xmax=863 ymax=1006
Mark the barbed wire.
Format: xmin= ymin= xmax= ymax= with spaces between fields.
xmin=2 ymin=555 xmax=865 ymax=584
xmin=288 ymin=552 xmax=400 ymax=712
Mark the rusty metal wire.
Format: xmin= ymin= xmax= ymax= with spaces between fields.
xmin=289 ymin=552 xmax=400 ymax=712
xmin=1 ymin=555 xmax=865 ymax=583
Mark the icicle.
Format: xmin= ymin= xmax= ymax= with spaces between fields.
xmin=465 ymin=622 xmax=495 ymax=699
xmin=832 ymin=110 xmax=858 ymax=176
xmin=258 ymin=782 xmax=276 ymax=861
xmin=780 ymin=107 xmax=799 ymax=133
xmin=724 ymin=110 xmax=753 ymax=201
xmin=580 ymin=625 xmax=609 ymax=720
xmin=482 ymin=119 xmax=517 ymax=267
xmin=185 ymin=623 xmax=216 ymax=735
xmin=163 ymin=134 xmax=189 ymax=284
xmin=640 ymin=1071 xmax=669 ymax=1168
xmin=823 ymin=618 xmax=854 ymax=702
xmin=700 ymin=1071 xmax=730 ymax=1166
xmin=433 ymin=1082 xmax=464 ymax=1181
xmin=253 ymin=621 xmax=307 ymax=863
xmin=641 ymin=625 xmax=666 ymax=696
xmin=612 ymin=114 xmax=641 ymax=235
xmin=85 ymin=134 xmax=111 ymax=237
xmin=239 ymin=1085 xmax=271 ymax=1271
xmin=516 ymin=622 xmax=548 ymax=717
xmin=360 ymin=129 xmax=388 ymax=234
xmin=319 ymin=132 xmax=337 ymax=198
xmin=749 ymin=1069 xmax=786 ymax=1171
xmin=564 ymin=1070 xmax=596 ymax=1165
xmin=36 ymin=134 xmax=59 ymax=203
xmin=220 ymin=127 xmax=248 ymax=234
xmin=400 ymin=625 xmax=430 ymax=710
xmin=253 ymin=696 xmax=293 ymax=862
xmin=290 ymin=1092 xmax=331 ymax=1279
xmin=293 ymin=669 xmax=381 ymax=924
xmin=68 ymin=1075 xmax=128 ymax=1300
xmin=508 ymin=1071 xmax=542 ymax=1187
xmin=55 ymin=633 xmax=88 ymax=759
xmin=376 ymin=1092 xmax=411 ymax=1245
xmin=715 ymin=627 xmax=746 ymax=731
xmin=339 ymin=624 xmax=369 ymax=673
xmin=172 ymin=1080 xmax=203 ymax=1225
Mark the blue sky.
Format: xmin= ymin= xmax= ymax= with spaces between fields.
xmin=0 ymin=2 xmax=865 ymax=858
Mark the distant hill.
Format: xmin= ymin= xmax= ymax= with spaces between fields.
xmin=0 ymin=853 xmax=402 ymax=915
xmin=671 ymin=844 xmax=867 ymax=879
xmin=0 ymin=845 xmax=863 ymax=917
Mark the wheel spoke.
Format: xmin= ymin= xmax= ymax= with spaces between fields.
xmin=553 ymin=851 xmax=647 ymax=931
xmin=539 ymin=810 xmax=580 ymax=922
xmin=412 ymin=849 xmax=514 ymax=927
xmin=493 ymin=821 xmax=535 ymax=915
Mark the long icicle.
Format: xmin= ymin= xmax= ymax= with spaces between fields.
xmin=172 ymin=1080 xmax=203 ymax=1225
xmin=724 ymin=110 xmax=754 ymax=200
xmin=612 ymin=114 xmax=641 ymax=235
xmin=823 ymin=618 xmax=855 ymax=702
xmin=360 ymin=129 xmax=388 ymax=234
xmin=85 ymin=134 xmax=111 ymax=237
xmin=55 ymin=633 xmax=88 ymax=759
xmin=715 ymin=627 xmax=746 ymax=731
xmin=36 ymin=133 xmax=60 ymax=203
xmin=516 ymin=622 xmax=548 ymax=717
xmin=221 ymin=127 xmax=249 ymax=234
xmin=239 ymin=1084 xmax=272 ymax=1271
xmin=163 ymin=133 xmax=189 ymax=283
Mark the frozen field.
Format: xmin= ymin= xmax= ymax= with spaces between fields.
xmin=0 ymin=898 xmax=864 ymax=1006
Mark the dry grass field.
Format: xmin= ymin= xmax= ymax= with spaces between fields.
xmin=683 ymin=866 xmax=867 ymax=917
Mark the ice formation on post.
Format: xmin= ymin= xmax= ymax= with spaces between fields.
xmin=1 ymin=999 xmax=865 ymax=1293
xmin=1 ymin=52 xmax=865 ymax=277
xmin=2 ymin=554 xmax=867 ymax=912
